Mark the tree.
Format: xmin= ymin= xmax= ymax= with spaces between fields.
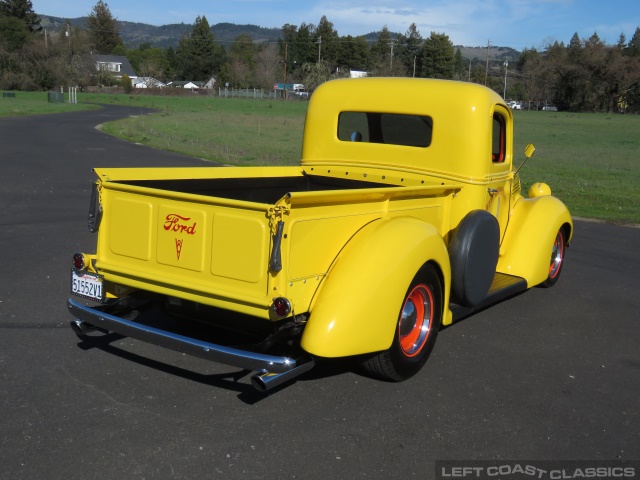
xmin=127 ymin=43 xmax=169 ymax=82
xmin=0 ymin=0 xmax=40 ymax=32
xmin=300 ymin=59 xmax=348 ymax=92
xmin=315 ymin=16 xmax=339 ymax=65
xmin=86 ymin=1 xmax=122 ymax=54
xmin=580 ymin=33 xmax=608 ymax=110
xmin=623 ymin=27 xmax=640 ymax=112
xmin=397 ymin=23 xmax=423 ymax=77
xmin=335 ymin=35 xmax=369 ymax=72
xmin=567 ymin=32 xmax=582 ymax=61
xmin=369 ymin=26 xmax=395 ymax=76
xmin=175 ymin=15 xmax=225 ymax=81
xmin=279 ymin=22 xmax=316 ymax=80
xmin=453 ymin=48 xmax=466 ymax=80
xmin=625 ymin=27 xmax=640 ymax=57
xmin=254 ymin=43 xmax=281 ymax=90
xmin=516 ymin=47 xmax=547 ymax=104
xmin=420 ymin=32 xmax=455 ymax=79
xmin=0 ymin=14 xmax=30 ymax=51
xmin=120 ymin=73 xmax=132 ymax=93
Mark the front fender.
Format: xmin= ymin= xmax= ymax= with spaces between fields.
xmin=300 ymin=217 xmax=451 ymax=358
xmin=498 ymin=195 xmax=573 ymax=286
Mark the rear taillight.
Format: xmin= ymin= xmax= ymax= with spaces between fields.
xmin=73 ymin=253 xmax=87 ymax=270
xmin=271 ymin=297 xmax=291 ymax=319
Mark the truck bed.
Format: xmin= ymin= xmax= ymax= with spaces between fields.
xmin=91 ymin=166 xmax=458 ymax=321
xmin=113 ymin=174 xmax=390 ymax=205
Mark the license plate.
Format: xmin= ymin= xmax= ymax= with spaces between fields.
xmin=71 ymin=269 xmax=104 ymax=302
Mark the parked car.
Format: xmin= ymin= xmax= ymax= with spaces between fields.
xmin=542 ymin=105 xmax=558 ymax=111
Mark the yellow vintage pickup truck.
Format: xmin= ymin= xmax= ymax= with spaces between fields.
xmin=68 ymin=77 xmax=572 ymax=391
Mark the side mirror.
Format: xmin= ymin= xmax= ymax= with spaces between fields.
xmin=524 ymin=143 xmax=535 ymax=159
xmin=514 ymin=143 xmax=535 ymax=176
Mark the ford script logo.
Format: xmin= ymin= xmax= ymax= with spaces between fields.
xmin=163 ymin=214 xmax=197 ymax=235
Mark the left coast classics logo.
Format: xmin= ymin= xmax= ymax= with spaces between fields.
xmin=163 ymin=214 xmax=197 ymax=260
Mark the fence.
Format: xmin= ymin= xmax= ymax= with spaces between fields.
xmin=217 ymin=88 xmax=308 ymax=101
xmin=218 ymin=88 xmax=277 ymax=99
xmin=48 ymin=87 xmax=79 ymax=103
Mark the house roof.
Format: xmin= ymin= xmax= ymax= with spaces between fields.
xmin=134 ymin=77 xmax=166 ymax=87
xmin=94 ymin=55 xmax=137 ymax=78
xmin=169 ymin=80 xmax=206 ymax=88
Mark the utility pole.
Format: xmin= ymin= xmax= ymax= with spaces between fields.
xmin=484 ymin=39 xmax=490 ymax=85
xmin=388 ymin=39 xmax=396 ymax=72
xmin=66 ymin=24 xmax=71 ymax=52
xmin=317 ymin=36 xmax=322 ymax=62
xmin=283 ymin=43 xmax=288 ymax=100
xmin=503 ymin=60 xmax=509 ymax=99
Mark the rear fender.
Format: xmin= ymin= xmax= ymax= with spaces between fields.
xmin=301 ymin=217 xmax=451 ymax=358
xmin=498 ymin=195 xmax=573 ymax=286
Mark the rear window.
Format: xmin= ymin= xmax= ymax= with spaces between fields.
xmin=338 ymin=112 xmax=433 ymax=148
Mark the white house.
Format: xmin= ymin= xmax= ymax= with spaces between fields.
xmin=94 ymin=55 xmax=137 ymax=84
xmin=204 ymin=76 xmax=216 ymax=89
xmin=168 ymin=80 xmax=205 ymax=90
xmin=134 ymin=77 xmax=166 ymax=89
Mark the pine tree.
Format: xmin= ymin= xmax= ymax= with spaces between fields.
xmin=420 ymin=32 xmax=455 ymax=79
xmin=625 ymin=27 xmax=640 ymax=57
xmin=175 ymin=15 xmax=225 ymax=81
xmin=86 ymin=1 xmax=122 ymax=54
xmin=315 ymin=16 xmax=338 ymax=65
xmin=369 ymin=26 xmax=393 ymax=75
xmin=0 ymin=0 xmax=40 ymax=32
xmin=336 ymin=35 xmax=369 ymax=72
xmin=397 ymin=23 xmax=423 ymax=76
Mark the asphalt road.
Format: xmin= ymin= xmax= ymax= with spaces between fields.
xmin=0 ymin=106 xmax=638 ymax=480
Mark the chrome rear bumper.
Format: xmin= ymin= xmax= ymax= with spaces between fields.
xmin=67 ymin=297 xmax=313 ymax=391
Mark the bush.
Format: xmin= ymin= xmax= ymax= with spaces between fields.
xmin=120 ymin=73 xmax=132 ymax=93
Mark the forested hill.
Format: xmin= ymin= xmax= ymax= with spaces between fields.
xmin=38 ymin=14 xmax=520 ymax=59
xmin=39 ymin=15 xmax=283 ymax=48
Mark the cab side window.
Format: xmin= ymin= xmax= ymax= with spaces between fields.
xmin=492 ymin=114 xmax=506 ymax=163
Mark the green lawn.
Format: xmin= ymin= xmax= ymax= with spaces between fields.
xmin=85 ymin=93 xmax=308 ymax=166
xmin=513 ymin=111 xmax=640 ymax=224
xmin=0 ymin=91 xmax=97 ymax=116
xmin=3 ymin=90 xmax=639 ymax=225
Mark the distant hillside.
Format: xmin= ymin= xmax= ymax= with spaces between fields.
xmin=458 ymin=46 xmax=520 ymax=62
xmin=39 ymin=15 xmax=283 ymax=48
xmin=38 ymin=14 xmax=520 ymax=59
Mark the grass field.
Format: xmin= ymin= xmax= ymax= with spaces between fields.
xmin=0 ymin=91 xmax=97 ymax=116
xmin=82 ymin=92 xmax=308 ymax=166
xmin=2 ymin=90 xmax=639 ymax=225
xmin=512 ymin=111 xmax=640 ymax=224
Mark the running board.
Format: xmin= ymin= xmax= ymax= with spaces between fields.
xmin=450 ymin=273 xmax=528 ymax=322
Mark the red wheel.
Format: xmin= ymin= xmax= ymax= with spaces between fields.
xmin=542 ymin=228 xmax=566 ymax=287
xmin=360 ymin=264 xmax=442 ymax=381
xmin=398 ymin=284 xmax=434 ymax=357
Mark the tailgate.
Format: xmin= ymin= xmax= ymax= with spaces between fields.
xmin=95 ymin=178 xmax=274 ymax=318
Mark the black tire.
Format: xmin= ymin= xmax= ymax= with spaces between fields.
xmin=541 ymin=228 xmax=566 ymax=288
xmin=360 ymin=264 xmax=443 ymax=381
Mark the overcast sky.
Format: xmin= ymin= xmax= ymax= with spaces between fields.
xmin=33 ymin=0 xmax=639 ymax=49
